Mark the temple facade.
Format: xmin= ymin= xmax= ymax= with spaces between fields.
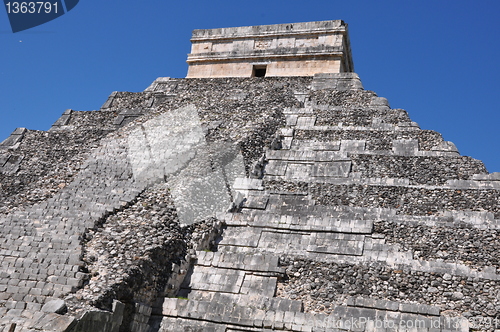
xmin=186 ymin=20 xmax=354 ymax=78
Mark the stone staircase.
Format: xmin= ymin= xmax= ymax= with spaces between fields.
xmin=147 ymin=89 xmax=498 ymax=331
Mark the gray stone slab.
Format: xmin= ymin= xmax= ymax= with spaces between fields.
xmin=258 ymin=231 xmax=309 ymax=253
xmin=120 ymin=108 xmax=143 ymax=116
xmin=263 ymin=310 xmax=275 ymax=328
xmin=340 ymin=140 xmax=366 ymax=152
xmin=266 ymin=150 xmax=313 ymax=161
xmin=399 ymin=303 xmax=440 ymax=316
xmin=472 ymin=172 xmax=500 ymax=181
xmin=307 ymin=233 xmax=365 ymax=256
xmin=41 ymin=299 xmax=66 ymax=314
xmin=353 ymin=296 xmax=400 ymax=312
xmin=270 ymin=298 xmax=303 ymax=313
xmin=0 ymin=128 xmax=27 ymax=147
xmin=0 ymin=154 xmax=9 ymax=168
xmin=51 ymin=110 xmax=72 ymax=127
xmin=233 ymin=178 xmax=264 ymax=191
xmin=30 ymin=312 xmax=76 ymax=331
xmin=431 ymin=140 xmax=458 ymax=153
xmin=285 ymin=163 xmax=312 ymax=181
xmin=311 ymin=73 xmax=364 ymax=91
xmin=292 ymin=140 xmax=341 ymax=151
xmin=311 ymin=161 xmax=351 ymax=178
xmin=101 ymin=91 xmax=118 ymax=109
xmin=286 ymin=114 xmax=299 ymax=126
xmin=279 ymin=128 xmax=294 ymax=137
xmin=112 ymin=115 xmax=126 ymax=125
xmin=11 ymin=127 xmax=27 ymax=136
xmin=253 ymin=308 xmax=265 ymax=328
xmin=392 ymin=139 xmax=418 ymax=156
xmin=265 ymin=160 xmax=288 ymax=176
xmin=242 ymin=195 xmax=269 ymax=210
xmin=370 ymin=97 xmax=390 ymax=107
xmin=219 ymin=227 xmax=262 ymax=248
xmin=296 ymin=116 xmax=316 ymax=127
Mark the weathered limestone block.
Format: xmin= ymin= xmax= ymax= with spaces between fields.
xmin=49 ymin=109 xmax=73 ymax=130
xmin=311 ymin=73 xmax=364 ymax=91
xmin=0 ymin=127 xmax=27 ymax=148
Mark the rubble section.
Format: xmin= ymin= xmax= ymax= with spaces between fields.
xmin=74 ymin=183 xmax=184 ymax=312
xmin=262 ymin=181 xmax=500 ymax=218
xmin=279 ymin=258 xmax=500 ymax=319
xmin=0 ymin=128 xmax=109 ymax=214
xmin=146 ymin=77 xmax=309 ymax=173
xmin=374 ymin=221 xmax=500 ymax=269
xmin=69 ymin=183 xmax=223 ymax=332
xmin=351 ymin=155 xmax=486 ymax=185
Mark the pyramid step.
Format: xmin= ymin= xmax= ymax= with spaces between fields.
xmin=181 ymin=266 xmax=246 ymax=294
xmin=159 ymin=298 xmax=268 ymax=328
xmin=283 ymin=106 xmax=314 ymax=115
xmin=289 ymin=139 xmax=341 ymax=152
xmin=265 ymin=161 xmax=352 ymax=181
xmin=241 ymin=194 xmax=393 ymax=219
xmin=225 ymin=211 xmax=373 ymax=234
xmin=266 ymin=150 xmax=348 ymax=162
xmin=196 ymin=251 xmax=285 ymax=275
xmin=219 ymin=227 xmax=366 ymax=257
xmin=184 ymin=291 xmax=303 ymax=312
xmin=152 ymin=316 xmax=227 ymax=332
xmin=155 ymin=298 xmax=467 ymax=332
xmin=179 ymin=266 xmax=277 ymax=297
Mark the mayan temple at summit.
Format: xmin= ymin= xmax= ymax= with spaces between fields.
xmin=1 ymin=19 xmax=500 ymax=332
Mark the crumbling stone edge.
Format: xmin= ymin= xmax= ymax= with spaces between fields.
xmin=61 ymin=217 xmax=225 ymax=332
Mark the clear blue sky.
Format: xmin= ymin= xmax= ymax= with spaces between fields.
xmin=1 ymin=1 xmax=499 ymax=172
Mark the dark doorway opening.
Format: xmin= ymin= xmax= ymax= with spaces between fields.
xmin=252 ymin=65 xmax=267 ymax=77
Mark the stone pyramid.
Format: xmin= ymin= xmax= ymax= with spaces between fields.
xmin=1 ymin=21 xmax=499 ymax=332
